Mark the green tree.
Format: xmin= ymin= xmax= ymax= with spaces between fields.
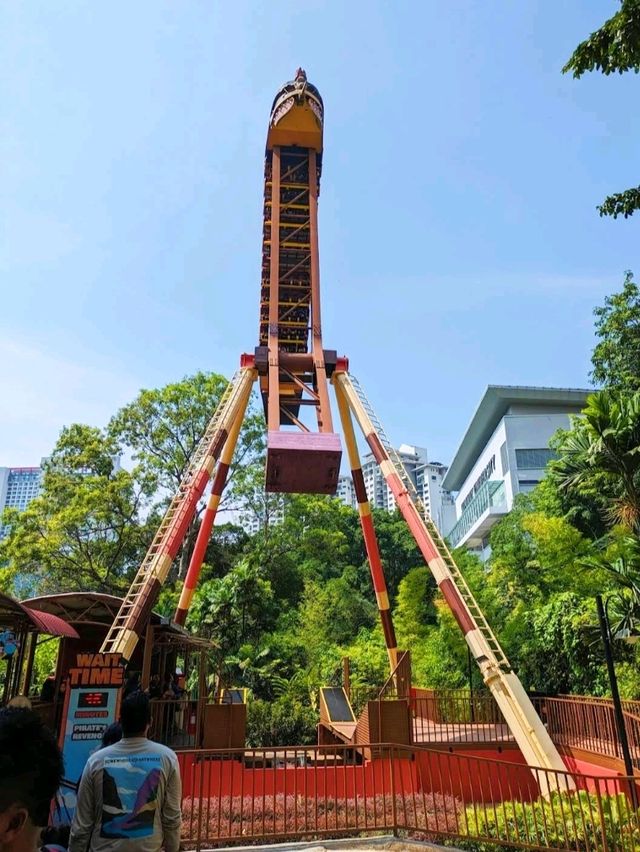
xmin=563 ymin=0 xmax=640 ymax=218
xmin=298 ymin=576 xmax=376 ymax=665
xmin=187 ymin=558 xmax=276 ymax=687
xmin=394 ymin=566 xmax=437 ymax=645
xmin=552 ymin=392 xmax=640 ymax=532
xmin=591 ymin=272 xmax=640 ymax=390
xmin=246 ymin=694 xmax=317 ymax=747
xmin=108 ymin=372 xmax=264 ymax=577
xmin=0 ymin=424 xmax=152 ymax=596
xmin=517 ymin=593 xmax=609 ymax=695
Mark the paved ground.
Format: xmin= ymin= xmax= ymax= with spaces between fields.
xmin=205 ymin=836 xmax=461 ymax=852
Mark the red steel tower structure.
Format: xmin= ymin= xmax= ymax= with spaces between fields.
xmin=100 ymin=70 xmax=569 ymax=791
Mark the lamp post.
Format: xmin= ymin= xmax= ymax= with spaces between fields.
xmin=596 ymin=594 xmax=637 ymax=802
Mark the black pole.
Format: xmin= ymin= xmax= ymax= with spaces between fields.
xmin=467 ymin=646 xmax=475 ymax=723
xmin=596 ymin=594 xmax=637 ymax=802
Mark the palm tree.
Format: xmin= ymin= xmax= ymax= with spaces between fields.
xmin=582 ymin=538 xmax=640 ymax=641
xmin=553 ymin=391 xmax=640 ymax=532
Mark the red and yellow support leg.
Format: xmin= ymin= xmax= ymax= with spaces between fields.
xmin=334 ymin=369 xmax=572 ymax=793
xmin=334 ymin=380 xmax=398 ymax=672
xmin=174 ymin=404 xmax=247 ymax=626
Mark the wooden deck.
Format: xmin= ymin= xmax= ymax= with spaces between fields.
xmin=412 ymin=718 xmax=513 ymax=745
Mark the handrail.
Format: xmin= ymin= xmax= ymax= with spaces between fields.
xmin=175 ymin=740 xmax=640 ymax=850
xmin=378 ymin=650 xmax=411 ymax=700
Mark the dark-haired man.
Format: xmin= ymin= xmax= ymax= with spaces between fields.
xmin=0 ymin=707 xmax=64 ymax=852
xmin=69 ymin=692 xmax=181 ymax=852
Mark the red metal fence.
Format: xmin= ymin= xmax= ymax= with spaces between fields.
xmin=532 ymin=697 xmax=640 ymax=768
xmin=410 ymin=689 xmax=512 ymax=746
xmin=176 ymin=743 xmax=640 ymax=850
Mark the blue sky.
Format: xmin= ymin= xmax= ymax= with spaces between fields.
xmin=2 ymin=1 xmax=639 ymax=468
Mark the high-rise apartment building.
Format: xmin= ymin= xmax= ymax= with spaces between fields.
xmin=0 ymin=466 xmax=44 ymax=538
xmin=415 ymin=460 xmax=457 ymax=534
xmin=336 ymin=444 xmax=454 ymax=534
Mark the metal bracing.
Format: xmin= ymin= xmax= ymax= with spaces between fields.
xmin=100 ymin=366 xmax=257 ymax=660
xmin=334 ymin=369 xmax=573 ymax=794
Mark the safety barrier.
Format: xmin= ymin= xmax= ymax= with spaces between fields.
xmin=150 ymin=697 xmax=200 ymax=749
xmin=410 ymin=691 xmax=512 ymax=746
xmin=532 ymin=696 xmax=640 ymax=767
xmin=175 ymin=743 xmax=640 ymax=850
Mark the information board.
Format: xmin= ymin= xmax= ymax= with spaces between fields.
xmin=56 ymin=653 xmax=123 ymax=822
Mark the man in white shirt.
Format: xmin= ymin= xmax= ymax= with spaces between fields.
xmin=69 ymin=690 xmax=182 ymax=852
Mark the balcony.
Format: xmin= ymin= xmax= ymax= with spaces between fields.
xmin=447 ymin=478 xmax=507 ymax=548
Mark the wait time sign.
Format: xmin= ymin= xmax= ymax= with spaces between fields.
xmin=57 ymin=652 xmax=125 ymax=823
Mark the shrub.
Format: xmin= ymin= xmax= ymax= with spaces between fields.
xmin=456 ymin=790 xmax=639 ymax=851
xmin=246 ymin=695 xmax=318 ymax=747
xmin=181 ymin=790 xmax=459 ymax=847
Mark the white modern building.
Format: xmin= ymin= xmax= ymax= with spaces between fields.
xmin=0 ymin=466 xmax=44 ymax=539
xmin=442 ymin=385 xmax=590 ymax=559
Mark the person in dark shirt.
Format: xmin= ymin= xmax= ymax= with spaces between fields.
xmin=0 ymin=708 xmax=64 ymax=852
xmin=39 ymin=673 xmax=56 ymax=703
xmin=122 ymin=672 xmax=141 ymax=700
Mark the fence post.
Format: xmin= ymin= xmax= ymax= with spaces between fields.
xmin=594 ymin=778 xmax=611 ymax=852
xmin=195 ymin=755 xmax=205 ymax=852
xmin=390 ymin=746 xmax=398 ymax=836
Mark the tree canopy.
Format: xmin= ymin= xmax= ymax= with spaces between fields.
xmin=591 ymin=272 xmax=640 ymax=390
xmin=563 ymin=1 xmax=640 ymax=218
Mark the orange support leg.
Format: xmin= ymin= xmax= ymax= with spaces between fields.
xmin=334 ymin=380 xmax=398 ymax=672
xmin=174 ymin=404 xmax=246 ymax=626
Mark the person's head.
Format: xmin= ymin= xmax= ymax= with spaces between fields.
xmin=6 ymin=697 xmax=31 ymax=711
xmin=100 ymin=722 xmax=122 ymax=749
xmin=120 ymin=691 xmax=151 ymax=738
xmin=0 ymin=708 xmax=63 ymax=852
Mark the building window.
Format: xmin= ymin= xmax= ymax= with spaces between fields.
xmin=461 ymin=455 xmax=496 ymax=512
xmin=500 ymin=441 xmax=509 ymax=474
xmin=515 ymin=448 xmax=556 ymax=470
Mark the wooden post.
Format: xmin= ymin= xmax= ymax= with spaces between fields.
xmin=21 ymin=632 xmax=37 ymax=697
xmin=141 ymin=624 xmax=154 ymax=690
xmin=196 ymin=650 xmax=207 ymax=748
xmin=342 ymin=656 xmax=350 ymax=699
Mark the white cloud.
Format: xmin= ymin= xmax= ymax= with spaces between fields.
xmin=0 ymin=335 xmax=140 ymax=466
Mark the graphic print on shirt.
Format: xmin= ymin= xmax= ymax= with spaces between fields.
xmin=101 ymin=754 xmax=162 ymax=839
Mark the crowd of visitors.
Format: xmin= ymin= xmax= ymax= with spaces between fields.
xmin=0 ymin=688 xmax=183 ymax=852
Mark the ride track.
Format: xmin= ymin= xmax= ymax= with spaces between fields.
xmin=99 ymin=70 xmax=570 ymax=794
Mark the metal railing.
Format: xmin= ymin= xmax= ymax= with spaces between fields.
xmin=448 ymin=478 xmax=507 ymax=547
xmin=410 ymin=690 xmax=512 ymax=745
xmin=176 ymin=742 xmax=640 ymax=850
xmin=378 ymin=651 xmax=412 ymax=701
xmin=150 ymin=697 xmax=200 ymax=749
xmin=533 ymin=696 xmax=640 ymax=768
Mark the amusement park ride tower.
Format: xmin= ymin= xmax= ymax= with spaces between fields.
xmin=100 ymin=70 xmax=569 ymax=788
